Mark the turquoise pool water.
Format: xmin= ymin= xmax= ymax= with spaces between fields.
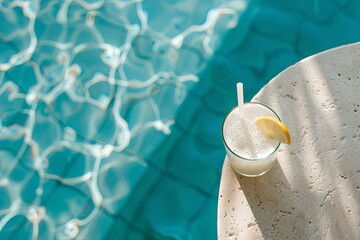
xmin=1 ymin=0 xmax=360 ymax=239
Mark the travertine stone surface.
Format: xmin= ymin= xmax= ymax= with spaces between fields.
xmin=218 ymin=42 xmax=360 ymax=240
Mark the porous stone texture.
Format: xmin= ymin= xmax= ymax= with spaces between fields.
xmin=218 ymin=42 xmax=360 ymax=240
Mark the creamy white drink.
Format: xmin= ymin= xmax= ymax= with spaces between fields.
xmin=222 ymin=102 xmax=281 ymax=177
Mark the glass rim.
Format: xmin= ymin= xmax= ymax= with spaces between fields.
xmin=221 ymin=102 xmax=281 ymax=161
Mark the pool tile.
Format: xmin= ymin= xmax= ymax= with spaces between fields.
xmin=75 ymin=208 xmax=114 ymax=240
xmin=174 ymin=92 xmax=204 ymax=130
xmin=41 ymin=181 xmax=94 ymax=226
xmin=106 ymin=215 xmax=162 ymax=239
xmin=166 ymin=131 xmax=224 ymax=195
xmin=211 ymin=54 xmax=261 ymax=101
xmin=252 ymin=5 xmax=299 ymax=43
xmin=98 ymin=152 xmax=148 ymax=215
xmin=121 ymin=168 xmax=209 ymax=239
xmin=188 ymin=198 xmax=218 ymax=240
xmin=127 ymin=125 xmax=170 ymax=160
xmin=189 ymin=108 xmax=225 ymax=148
xmin=0 ymin=215 xmax=32 ymax=240
xmin=147 ymin=125 xmax=187 ymax=169
xmin=298 ymin=12 xmax=360 ymax=56
xmin=104 ymin=217 xmax=129 ymax=239
xmin=203 ymin=85 xmax=234 ymax=115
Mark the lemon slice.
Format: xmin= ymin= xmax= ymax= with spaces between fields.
xmin=254 ymin=117 xmax=291 ymax=144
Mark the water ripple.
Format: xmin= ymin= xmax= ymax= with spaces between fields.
xmin=0 ymin=0 xmax=246 ymax=239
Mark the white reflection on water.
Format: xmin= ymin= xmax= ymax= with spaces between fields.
xmin=0 ymin=0 xmax=246 ymax=238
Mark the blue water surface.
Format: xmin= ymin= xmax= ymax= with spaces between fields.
xmin=1 ymin=0 xmax=360 ymax=239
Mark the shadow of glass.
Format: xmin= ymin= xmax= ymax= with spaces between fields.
xmin=237 ymin=160 xmax=312 ymax=239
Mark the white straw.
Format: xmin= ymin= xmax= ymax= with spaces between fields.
xmin=237 ymin=82 xmax=244 ymax=119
